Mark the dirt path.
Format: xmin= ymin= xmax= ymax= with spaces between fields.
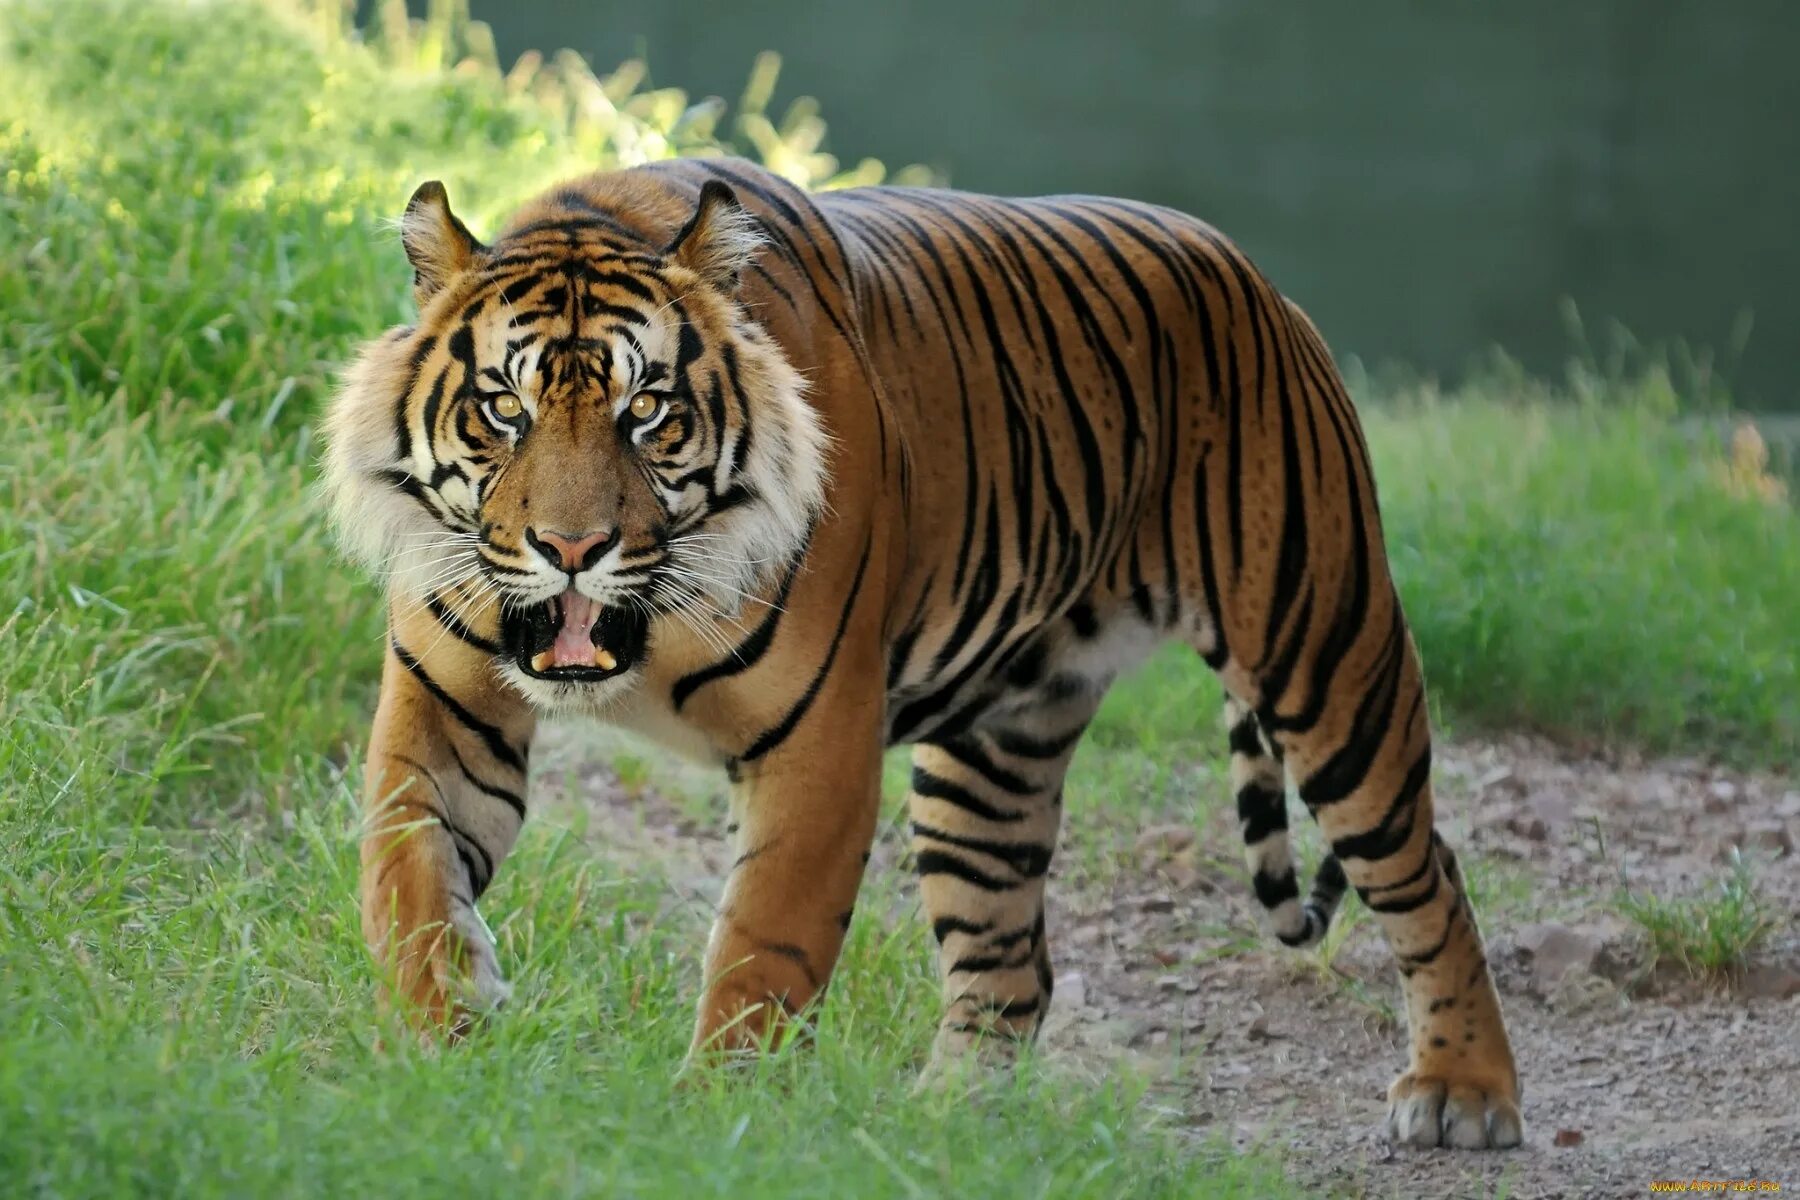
xmin=533 ymin=729 xmax=1799 ymax=1199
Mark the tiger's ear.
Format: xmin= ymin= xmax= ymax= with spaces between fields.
xmin=401 ymin=180 xmax=482 ymax=307
xmin=666 ymin=180 xmax=762 ymax=293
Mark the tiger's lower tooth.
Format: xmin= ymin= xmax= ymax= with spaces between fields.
xmin=531 ymin=651 xmax=553 ymax=672
xmin=592 ymin=647 xmax=617 ymax=671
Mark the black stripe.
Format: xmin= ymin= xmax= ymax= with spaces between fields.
xmin=1362 ymin=864 xmax=1441 ymax=915
xmin=1236 ymin=781 xmax=1288 ymax=844
xmin=1313 ymin=853 xmax=1348 ymax=898
xmin=911 ymin=820 xmax=1052 ymax=879
xmin=911 ymin=766 xmax=1028 ymax=824
xmin=935 ymin=735 xmax=1034 ymax=795
xmin=1397 ymin=905 xmax=1459 ymax=968
xmin=759 ymin=940 xmax=819 ymax=988
xmin=1262 ymin=374 xmax=1377 ymax=734
xmin=914 ymin=849 xmax=1012 ymax=892
xmin=390 ymin=639 xmax=525 ymax=773
xmin=375 ymin=468 xmax=456 ymax=526
xmin=738 ymin=536 xmax=874 ymax=763
xmin=1252 ymin=868 xmax=1301 ymax=910
xmin=1328 ymin=747 xmax=1433 ymax=863
xmin=1296 ymin=611 xmax=1408 ymax=810
xmin=1191 ymin=447 xmax=1228 ymax=668
xmin=447 ymin=743 xmax=526 ymax=819
xmin=389 ymin=754 xmax=495 ymax=899
xmin=932 ymin=915 xmax=994 ymax=943
xmin=1261 ymin=311 xmax=1311 ymax=663
xmin=982 ymin=995 xmax=1040 ymax=1021
xmin=950 ymin=947 xmax=1032 ymax=975
xmin=1361 ymin=842 xmax=1435 ymax=898
xmin=668 ymin=528 xmax=810 ymax=709
xmin=1227 ymin=713 xmax=1264 ymax=757
xmin=426 ymin=593 xmax=501 ymax=656
xmin=988 ymin=724 xmax=1085 ymax=761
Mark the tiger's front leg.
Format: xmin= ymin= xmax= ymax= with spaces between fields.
xmin=689 ymin=692 xmax=884 ymax=1057
xmin=359 ymin=619 xmax=535 ymax=1040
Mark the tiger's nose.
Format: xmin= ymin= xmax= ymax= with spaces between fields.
xmin=525 ymin=526 xmax=618 ymax=573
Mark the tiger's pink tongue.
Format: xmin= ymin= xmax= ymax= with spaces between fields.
xmin=552 ymin=591 xmax=602 ymax=667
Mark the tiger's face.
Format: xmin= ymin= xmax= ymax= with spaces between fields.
xmin=324 ymin=177 xmax=826 ymax=710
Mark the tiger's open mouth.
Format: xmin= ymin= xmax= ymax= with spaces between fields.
xmin=501 ymin=589 xmax=649 ymax=683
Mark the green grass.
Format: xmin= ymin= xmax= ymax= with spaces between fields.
xmin=2 ymin=0 xmax=1796 ymax=1194
xmin=1364 ymin=367 xmax=1800 ymax=762
xmin=5 ymin=775 xmax=1269 ymax=1197
xmin=1616 ymin=850 xmax=1778 ymax=979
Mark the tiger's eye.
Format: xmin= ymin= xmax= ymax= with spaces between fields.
xmin=628 ymin=393 xmax=661 ymax=421
xmin=493 ymin=393 xmax=524 ymax=420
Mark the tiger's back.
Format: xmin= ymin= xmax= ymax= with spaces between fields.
xmin=818 ymin=186 xmax=1352 ymax=742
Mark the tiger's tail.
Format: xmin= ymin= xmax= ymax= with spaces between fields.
xmin=1222 ymin=696 xmax=1348 ymax=948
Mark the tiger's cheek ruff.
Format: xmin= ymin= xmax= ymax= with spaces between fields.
xmin=666 ymin=316 xmax=830 ymax=616
xmin=320 ymin=329 xmax=478 ymax=603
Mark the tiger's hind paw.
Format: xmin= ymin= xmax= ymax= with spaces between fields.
xmin=1385 ymin=1072 xmax=1523 ymax=1150
xmin=912 ymin=1023 xmax=1025 ymax=1095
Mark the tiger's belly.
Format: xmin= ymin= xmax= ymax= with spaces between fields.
xmin=596 ymin=593 xmax=1185 ymax=764
xmin=882 ymin=601 xmax=1169 ymax=748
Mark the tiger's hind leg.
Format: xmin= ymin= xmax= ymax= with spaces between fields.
xmin=1222 ymin=695 xmax=1346 ymax=947
xmin=908 ymin=687 xmax=1098 ymax=1076
xmin=1263 ymin=630 xmax=1522 ymax=1149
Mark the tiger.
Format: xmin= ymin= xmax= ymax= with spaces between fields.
xmin=323 ymin=156 xmax=1522 ymax=1150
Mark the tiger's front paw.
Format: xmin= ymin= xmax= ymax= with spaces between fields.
xmin=912 ymin=1017 xmax=1032 ymax=1095
xmin=444 ymin=899 xmax=511 ymax=1020
xmin=1385 ymin=1072 xmax=1523 ymax=1150
xmin=389 ymin=901 xmax=510 ymax=1044
xmin=687 ymin=969 xmax=814 ymax=1064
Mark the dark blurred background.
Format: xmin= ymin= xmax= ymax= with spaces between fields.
xmin=372 ymin=1 xmax=1798 ymax=408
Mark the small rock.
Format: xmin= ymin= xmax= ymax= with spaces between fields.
xmin=1740 ymin=964 xmax=1800 ymax=999
xmin=1777 ymin=791 xmax=1800 ymax=819
xmin=1718 ymin=822 xmax=1793 ymax=861
xmin=1059 ymin=972 xmax=1088 ymax=1012
xmin=1529 ymin=789 xmax=1582 ymax=828
xmin=1476 ymin=765 xmax=1523 ymax=797
xmin=1743 ymin=820 xmax=1794 ymax=857
xmin=1707 ymin=778 xmax=1739 ymax=805
xmin=1139 ymin=895 xmax=1177 ymax=914
xmin=1554 ymin=1128 xmax=1585 ymax=1148
xmin=1515 ymin=922 xmax=1605 ymax=990
xmin=1135 ymin=823 xmax=1197 ymax=858
xmin=1163 ymin=862 xmax=1203 ymax=891
xmin=1246 ymin=1015 xmax=1279 ymax=1042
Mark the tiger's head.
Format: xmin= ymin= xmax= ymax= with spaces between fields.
xmin=323 ymin=175 xmax=826 ymax=709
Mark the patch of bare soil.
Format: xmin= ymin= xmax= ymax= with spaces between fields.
xmin=535 ymin=729 xmax=1800 ymax=1199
